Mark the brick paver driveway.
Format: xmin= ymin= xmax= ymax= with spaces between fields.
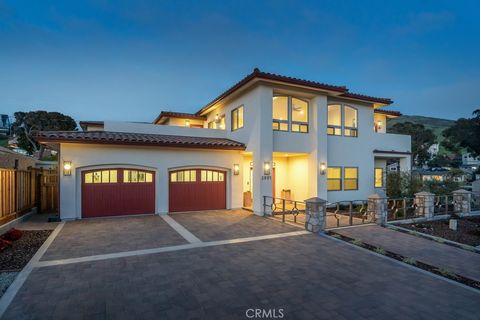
xmin=3 ymin=211 xmax=479 ymax=319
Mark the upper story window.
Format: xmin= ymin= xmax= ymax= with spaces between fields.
xmin=327 ymin=104 xmax=358 ymax=137
xmin=231 ymin=106 xmax=244 ymax=131
xmin=272 ymin=96 xmax=309 ymax=133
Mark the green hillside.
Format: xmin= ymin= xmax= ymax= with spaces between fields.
xmin=387 ymin=115 xmax=456 ymax=155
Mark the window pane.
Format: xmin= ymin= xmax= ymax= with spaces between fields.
xmin=207 ymin=171 xmax=212 ymax=181
xmin=327 ymin=168 xmax=341 ymax=179
xmin=201 ymin=170 xmax=207 ymax=182
xmin=213 ymin=171 xmax=218 ymax=181
xmin=219 ymin=173 xmax=224 ymax=181
xmin=238 ymin=107 xmax=244 ymax=128
xmin=146 ymin=173 xmax=153 ymax=183
xmin=220 ymin=116 xmax=225 ymax=129
xmin=272 ymin=96 xmax=288 ymax=121
xmin=272 ymin=122 xmax=279 ymax=130
xmin=327 ymin=127 xmax=334 ymax=135
xmin=124 ymin=170 xmax=130 ymax=183
xmin=344 ymin=106 xmax=357 ymax=128
xmin=344 ymin=179 xmax=358 ymax=190
xmin=110 ymin=170 xmax=117 ymax=183
xmin=327 ymin=180 xmax=341 ymax=191
xmin=292 ymin=123 xmax=299 ymax=132
xmin=138 ymin=171 xmax=146 ymax=182
xmin=177 ymin=171 xmax=184 ymax=182
xmin=375 ymin=168 xmax=383 ymax=187
xmin=232 ymin=109 xmax=238 ymax=130
xmin=300 ymin=124 xmax=308 ymax=133
xmin=292 ymin=98 xmax=308 ymax=123
xmin=344 ymin=168 xmax=358 ymax=179
xmin=85 ymin=173 xmax=93 ymax=184
xmin=93 ymin=171 xmax=102 ymax=183
xmin=328 ymin=105 xmax=341 ymax=126
xmin=184 ymin=170 xmax=190 ymax=182
xmin=279 ymin=123 xmax=288 ymax=131
xmin=171 ymin=172 xmax=177 ymax=182
xmin=190 ymin=170 xmax=196 ymax=182
xmin=131 ymin=171 xmax=138 ymax=182
xmin=101 ymin=170 xmax=110 ymax=183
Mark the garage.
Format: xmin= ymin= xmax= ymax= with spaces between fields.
xmin=82 ymin=168 xmax=155 ymax=218
xmin=169 ymin=168 xmax=226 ymax=212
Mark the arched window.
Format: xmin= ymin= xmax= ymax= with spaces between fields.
xmin=344 ymin=106 xmax=358 ymax=137
xmin=327 ymin=104 xmax=358 ymax=137
xmin=272 ymin=96 xmax=289 ymax=131
xmin=272 ymin=96 xmax=309 ymax=133
xmin=327 ymin=104 xmax=342 ymax=136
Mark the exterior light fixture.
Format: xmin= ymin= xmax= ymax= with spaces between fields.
xmin=233 ymin=164 xmax=240 ymax=175
xmin=377 ymin=120 xmax=382 ymax=130
xmin=63 ymin=161 xmax=72 ymax=176
xmin=185 ymin=120 xmax=191 ymax=127
xmin=215 ymin=114 xmax=219 ymax=121
xmin=319 ymin=162 xmax=326 ymax=175
xmin=263 ymin=161 xmax=271 ymax=176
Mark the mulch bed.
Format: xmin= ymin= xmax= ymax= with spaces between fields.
xmin=327 ymin=231 xmax=480 ymax=291
xmin=401 ymin=217 xmax=480 ymax=247
xmin=0 ymin=230 xmax=52 ymax=271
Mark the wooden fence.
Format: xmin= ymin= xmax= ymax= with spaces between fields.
xmin=0 ymin=168 xmax=58 ymax=226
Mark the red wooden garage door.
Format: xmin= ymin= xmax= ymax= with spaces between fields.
xmin=169 ymin=169 xmax=226 ymax=212
xmin=82 ymin=168 xmax=155 ymax=218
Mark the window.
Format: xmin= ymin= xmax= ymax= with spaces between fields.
xmin=327 ymin=104 xmax=342 ymax=136
xmin=272 ymin=96 xmax=309 ymax=132
xmin=375 ymin=168 xmax=383 ymax=188
xmin=170 ymin=170 xmax=196 ymax=182
xmin=291 ymin=98 xmax=309 ymax=133
xmin=344 ymin=167 xmax=358 ymax=190
xmin=85 ymin=170 xmax=117 ymax=184
xmin=272 ymin=96 xmax=289 ymax=131
xmin=208 ymin=121 xmax=215 ymax=129
xmin=327 ymin=167 xmax=342 ymax=191
xmin=344 ymin=106 xmax=358 ymax=137
xmin=231 ymin=106 xmax=244 ymax=131
xmin=124 ymin=170 xmax=153 ymax=183
xmin=200 ymin=170 xmax=225 ymax=182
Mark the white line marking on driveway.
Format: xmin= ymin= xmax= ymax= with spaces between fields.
xmin=36 ymin=230 xmax=310 ymax=268
xmin=160 ymin=215 xmax=202 ymax=244
xmin=0 ymin=221 xmax=65 ymax=318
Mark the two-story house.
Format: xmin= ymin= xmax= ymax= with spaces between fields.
xmin=35 ymin=68 xmax=411 ymax=220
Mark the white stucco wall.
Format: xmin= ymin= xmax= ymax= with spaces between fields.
xmin=59 ymin=143 xmax=243 ymax=220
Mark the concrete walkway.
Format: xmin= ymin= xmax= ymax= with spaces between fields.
xmin=2 ymin=211 xmax=480 ymax=319
xmin=334 ymin=225 xmax=480 ymax=282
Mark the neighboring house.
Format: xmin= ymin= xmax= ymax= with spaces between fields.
xmin=34 ymin=68 xmax=412 ymax=220
xmin=0 ymin=146 xmax=37 ymax=170
xmin=0 ymin=114 xmax=11 ymax=136
xmin=417 ymin=168 xmax=468 ymax=183
xmin=462 ymin=152 xmax=480 ymax=166
xmin=428 ymin=143 xmax=440 ymax=159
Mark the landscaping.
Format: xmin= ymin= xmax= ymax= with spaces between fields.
xmin=401 ymin=216 xmax=480 ymax=247
xmin=0 ymin=229 xmax=51 ymax=297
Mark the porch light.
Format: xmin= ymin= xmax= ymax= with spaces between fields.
xmin=319 ymin=162 xmax=326 ymax=175
xmin=63 ymin=161 xmax=72 ymax=176
xmin=215 ymin=114 xmax=219 ymax=121
xmin=185 ymin=120 xmax=191 ymax=127
xmin=233 ymin=164 xmax=240 ymax=175
xmin=263 ymin=161 xmax=271 ymax=176
xmin=377 ymin=120 xmax=382 ymax=130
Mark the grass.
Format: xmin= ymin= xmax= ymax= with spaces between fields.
xmin=374 ymin=247 xmax=386 ymax=255
xmin=402 ymin=257 xmax=417 ymax=265
xmin=461 ymin=245 xmax=476 ymax=252
xmin=436 ymin=268 xmax=460 ymax=280
xmin=351 ymin=239 xmax=364 ymax=246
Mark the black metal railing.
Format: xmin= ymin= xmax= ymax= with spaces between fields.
xmin=263 ymin=196 xmax=306 ymax=223
xmin=325 ymin=200 xmax=372 ymax=229
xmin=387 ymin=198 xmax=418 ymax=221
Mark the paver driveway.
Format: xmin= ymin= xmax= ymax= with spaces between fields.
xmin=3 ymin=211 xmax=480 ymax=319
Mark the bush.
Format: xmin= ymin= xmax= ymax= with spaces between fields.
xmin=386 ymin=172 xmax=423 ymax=198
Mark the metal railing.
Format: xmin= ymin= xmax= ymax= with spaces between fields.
xmin=263 ymin=196 xmax=306 ymax=223
xmin=387 ymin=198 xmax=418 ymax=221
xmin=433 ymin=195 xmax=456 ymax=215
xmin=325 ymin=200 xmax=372 ymax=228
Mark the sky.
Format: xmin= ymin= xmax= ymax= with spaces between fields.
xmin=0 ymin=0 xmax=479 ymax=123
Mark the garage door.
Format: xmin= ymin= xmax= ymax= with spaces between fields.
xmin=82 ymin=168 xmax=155 ymax=218
xmin=169 ymin=169 xmax=226 ymax=212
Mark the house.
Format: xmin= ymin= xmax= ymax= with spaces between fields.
xmin=0 ymin=146 xmax=37 ymax=170
xmin=0 ymin=114 xmax=11 ymax=136
xmin=416 ymin=168 xmax=468 ymax=183
xmin=462 ymin=152 xmax=480 ymax=167
xmin=428 ymin=143 xmax=440 ymax=159
xmin=34 ymin=68 xmax=411 ymax=220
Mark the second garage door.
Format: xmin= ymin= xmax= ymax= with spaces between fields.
xmin=169 ymin=169 xmax=226 ymax=212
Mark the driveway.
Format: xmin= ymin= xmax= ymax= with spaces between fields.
xmin=3 ymin=211 xmax=479 ymax=319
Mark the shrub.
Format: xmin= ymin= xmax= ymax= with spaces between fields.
xmin=402 ymin=257 xmax=417 ymax=265
xmin=351 ymin=239 xmax=364 ymax=246
xmin=374 ymin=247 xmax=386 ymax=255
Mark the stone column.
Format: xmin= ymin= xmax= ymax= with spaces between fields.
xmin=453 ymin=189 xmax=472 ymax=216
xmin=414 ymin=191 xmax=435 ymax=219
xmin=304 ymin=197 xmax=326 ymax=233
xmin=368 ymin=194 xmax=388 ymax=226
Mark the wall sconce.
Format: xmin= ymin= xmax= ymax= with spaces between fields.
xmin=263 ymin=161 xmax=271 ymax=176
xmin=233 ymin=164 xmax=240 ymax=175
xmin=63 ymin=161 xmax=72 ymax=176
xmin=319 ymin=162 xmax=326 ymax=175
xmin=185 ymin=120 xmax=191 ymax=127
xmin=376 ymin=120 xmax=382 ymax=131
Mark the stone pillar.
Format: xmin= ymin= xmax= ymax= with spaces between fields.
xmin=453 ymin=189 xmax=472 ymax=216
xmin=414 ymin=191 xmax=435 ymax=219
xmin=367 ymin=194 xmax=388 ymax=226
xmin=304 ymin=197 xmax=326 ymax=233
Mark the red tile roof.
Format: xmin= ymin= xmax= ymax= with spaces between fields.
xmin=374 ymin=109 xmax=402 ymax=117
xmin=153 ymin=112 xmax=206 ymax=124
xmin=196 ymin=68 xmax=392 ymax=115
xmin=34 ymin=131 xmax=246 ymax=150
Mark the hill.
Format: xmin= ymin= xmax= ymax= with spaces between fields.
xmin=387 ymin=115 xmax=456 ymax=155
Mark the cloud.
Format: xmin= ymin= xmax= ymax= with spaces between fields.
xmin=392 ymin=11 xmax=455 ymax=36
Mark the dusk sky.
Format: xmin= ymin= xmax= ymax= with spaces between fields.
xmin=1 ymin=0 xmax=479 ymax=123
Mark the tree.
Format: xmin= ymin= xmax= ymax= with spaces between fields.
xmin=388 ymin=122 xmax=436 ymax=166
xmin=442 ymin=109 xmax=480 ymax=157
xmin=12 ymin=111 xmax=77 ymax=154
